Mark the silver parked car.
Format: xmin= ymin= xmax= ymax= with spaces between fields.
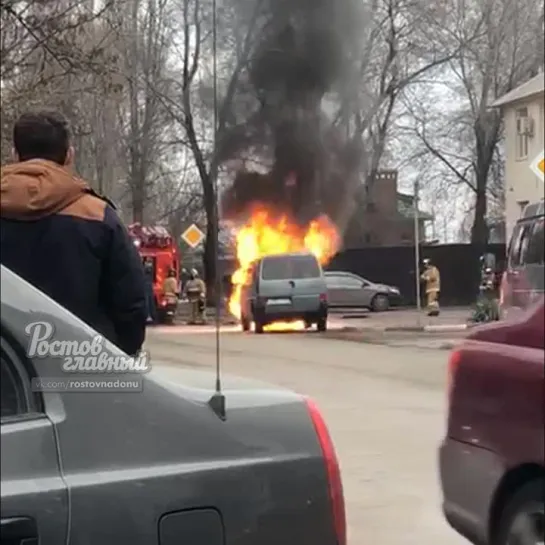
xmin=324 ymin=271 xmax=401 ymax=312
xmin=0 ymin=265 xmax=345 ymax=545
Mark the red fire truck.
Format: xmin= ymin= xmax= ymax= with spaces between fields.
xmin=128 ymin=223 xmax=180 ymax=323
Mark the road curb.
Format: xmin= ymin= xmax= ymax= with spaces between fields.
xmin=381 ymin=323 xmax=469 ymax=333
xmin=322 ymin=331 xmax=461 ymax=350
xmin=335 ymin=323 xmax=469 ymax=334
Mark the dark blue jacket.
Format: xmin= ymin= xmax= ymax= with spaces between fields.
xmin=0 ymin=159 xmax=147 ymax=355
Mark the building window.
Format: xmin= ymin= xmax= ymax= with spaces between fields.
xmin=515 ymin=107 xmax=529 ymax=160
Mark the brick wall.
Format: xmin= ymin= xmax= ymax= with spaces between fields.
xmin=344 ymin=170 xmax=429 ymax=248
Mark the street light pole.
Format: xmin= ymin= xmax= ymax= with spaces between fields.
xmin=413 ymin=180 xmax=422 ymax=325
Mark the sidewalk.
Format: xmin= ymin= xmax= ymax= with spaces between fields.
xmin=325 ymin=307 xmax=473 ymax=350
xmin=333 ymin=307 xmax=471 ymax=331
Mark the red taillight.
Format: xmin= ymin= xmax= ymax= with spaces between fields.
xmin=319 ymin=293 xmax=328 ymax=303
xmin=447 ymin=349 xmax=461 ymax=402
xmin=305 ymin=398 xmax=346 ymax=545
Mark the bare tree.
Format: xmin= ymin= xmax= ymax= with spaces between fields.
xmin=0 ymin=0 xmax=119 ymax=166
xmin=157 ymin=0 xmax=265 ymax=290
xmin=400 ymin=0 xmax=543 ymax=244
xmin=106 ymin=0 xmax=174 ymax=222
xmin=340 ymin=0 xmax=466 ymax=245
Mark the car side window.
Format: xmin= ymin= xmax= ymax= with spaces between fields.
xmin=325 ymin=275 xmax=342 ymax=288
xmin=507 ymin=225 xmax=522 ymax=266
xmin=340 ymin=276 xmax=363 ymax=289
xmin=512 ymin=223 xmax=533 ymax=266
xmin=1 ymin=335 xmax=38 ymax=422
xmin=1 ymin=355 xmax=27 ymax=419
xmin=526 ymin=220 xmax=544 ymax=265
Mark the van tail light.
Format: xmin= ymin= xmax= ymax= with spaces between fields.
xmin=305 ymin=398 xmax=346 ymax=545
xmin=319 ymin=293 xmax=328 ymax=304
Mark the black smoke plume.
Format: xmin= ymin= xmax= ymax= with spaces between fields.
xmin=219 ymin=0 xmax=363 ymax=229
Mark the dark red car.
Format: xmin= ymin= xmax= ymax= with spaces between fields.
xmin=439 ymin=298 xmax=544 ymax=545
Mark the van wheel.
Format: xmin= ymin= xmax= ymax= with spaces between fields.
xmin=317 ymin=316 xmax=327 ymax=332
xmin=240 ymin=313 xmax=250 ymax=332
xmin=494 ymin=479 xmax=544 ymax=545
xmin=254 ymin=321 xmax=264 ymax=334
xmin=371 ymin=294 xmax=390 ymax=312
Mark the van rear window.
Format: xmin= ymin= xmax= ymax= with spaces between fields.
xmin=261 ymin=255 xmax=321 ymax=280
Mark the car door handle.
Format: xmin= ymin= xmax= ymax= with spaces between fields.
xmin=1 ymin=517 xmax=38 ymax=543
xmin=289 ymin=280 xmax=295 ymax=288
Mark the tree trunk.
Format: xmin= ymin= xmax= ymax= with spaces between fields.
xmin=132 ymin=190 xmax=145 ymax=223
xmin=471 ymin=180 xmax=488 ymax=248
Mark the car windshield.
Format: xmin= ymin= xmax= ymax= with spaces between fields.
xmin=261 ymin=255 xmax=321 ymax=280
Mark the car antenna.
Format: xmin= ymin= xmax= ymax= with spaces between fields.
xmin=207 ymin=0 xmax=226 ymax=421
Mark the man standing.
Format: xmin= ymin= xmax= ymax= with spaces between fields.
xmin=0 ymin=111 xmax=147 ymax=356
xmin=420 ymin=258 xmax=441 ymax=316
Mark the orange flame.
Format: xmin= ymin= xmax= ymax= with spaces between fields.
xmin=228 ymin=204 xmax=340 ymax=331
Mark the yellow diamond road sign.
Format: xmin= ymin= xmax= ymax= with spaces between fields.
xmin=181 ymin=224 xmax=204 ymax=248
xmin=530 ymin=151 xmax=544 ymax=183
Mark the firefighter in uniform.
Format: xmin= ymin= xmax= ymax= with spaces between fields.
xmin=162 ymin=268 xmax=178 ymax=304
xmin=421 ymin=258 xmax=441 ymax=316
xmin=184 ymin=268 xmax=206 ymax=324
xmin=470 ymin=255 xmax=500 ymax=322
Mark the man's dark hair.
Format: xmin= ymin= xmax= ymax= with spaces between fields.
xmin=13 ymin=110 xmax=71 ymax=165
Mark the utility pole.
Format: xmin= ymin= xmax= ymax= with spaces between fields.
xmin=413 ymin=180 xmax=422 ymax=325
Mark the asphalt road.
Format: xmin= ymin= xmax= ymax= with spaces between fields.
xmin=144 ymin=326 xmax=467 ymax=545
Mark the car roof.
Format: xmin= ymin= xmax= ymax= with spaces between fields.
xmin=519 ymin=200 xmax=544 ymax=221
xmin=325 ymin=270 xmax=365 ymax=279
xmin=260 ymin=252 xmax=318 ymax=261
